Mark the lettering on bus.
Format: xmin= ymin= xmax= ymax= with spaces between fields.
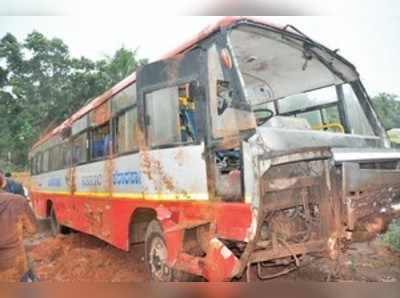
xmin=47 ymin=177 xmax=62 ymax=187
xmin=112 ymin=171 xmax=141 ymax=186
xmin=81 ymin=174 xmax=103 ymax=187
xmin=80 ymin=171 xmax=142 ymax=187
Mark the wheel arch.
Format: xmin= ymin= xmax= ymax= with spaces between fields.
xmin=46 ymin=199 xmax=54 ymax=218
xmin=128 ymin=207 xmax=158 ymax=247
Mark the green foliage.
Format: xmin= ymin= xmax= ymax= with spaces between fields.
xmin=380 ymin=219 xmax=400 ymax=252
xmin=0 ymin=31 xmax=146 ymax=169
xmin=371 ymin=93 xmax=400 ymax=130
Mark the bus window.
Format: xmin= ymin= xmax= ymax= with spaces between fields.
xmin=35 ymin=154 xmax=42 ymax=174
xmin=49 ymin=145 xmax=63 ymax=171
xmin=72 ymin=133 xmax=88 ymax=165
xmin=90 ymin=123 xmax=111 ymax=160
xmin=115 ymin=108 xmax=138 ymax=154
xmin=42 ymin=150 xmax=50 ymax=173
xmin=146 ymin=83 xmax=198 ymax=148
xmin=63 ymin=143 xmax=72 ymax=168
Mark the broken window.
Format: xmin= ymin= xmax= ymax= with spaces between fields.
xmin=115 ymin=108 xmax=138 ymax=154
xmin=145 ymin=83 xmax=198 ymax=148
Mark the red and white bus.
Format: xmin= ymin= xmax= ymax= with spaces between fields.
xmin=30 ymin=17 xmax=400 ymax=281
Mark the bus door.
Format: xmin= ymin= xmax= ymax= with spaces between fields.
xmin=136 ymin=49 xmax=210 ymax=202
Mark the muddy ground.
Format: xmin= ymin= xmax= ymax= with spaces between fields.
xmin=24 ymin=222 xmax=400 ymax=282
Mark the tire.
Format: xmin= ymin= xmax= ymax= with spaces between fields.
xmin=144 ymin=220 xmax=196 ymax=282
xmin=49 ymin=206 xmax=61 ymax=237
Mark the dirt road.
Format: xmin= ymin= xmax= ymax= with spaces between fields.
xmin=26 ymin=232 xmax=149 ymax=282
xmin=25 ymin=228 xmax=400 ymax=282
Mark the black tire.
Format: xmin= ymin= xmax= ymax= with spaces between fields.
xmin=144 ymin=220 xmax=196 ymax=282
xmin=49 ymin=206 xmax=61 ymax=236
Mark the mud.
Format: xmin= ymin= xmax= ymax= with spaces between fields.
xmin=24 ymin=229 xmax=400 ymax=282
xmin=25 ymin=232 xmax=149 ymax=282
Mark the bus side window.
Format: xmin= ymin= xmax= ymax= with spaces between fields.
xmin=115 ymin=107 xmax=138 ymax=154
xmin=42 ymin=150 xmax=49 ymax=173
xmin=72 ymin=133 xmax=88 ymax=165
xmin=145 ymin=82 xmax=198 ymax=148
xmin=90 ymin=122 xmax=111 ymax=160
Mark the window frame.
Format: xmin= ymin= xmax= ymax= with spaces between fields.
xmin=72 ymin=130 xmax=89 ymax=166
xmin=112 ymin=103 xmax=140 ymax=158
xmin=143 ymin=80 xmax=201 ymax=150
xmin=89 ymin=121 xmax=112 ymax=162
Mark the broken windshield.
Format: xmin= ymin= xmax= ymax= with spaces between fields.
xmin=228 ymin=24 xmax=375 ymax=136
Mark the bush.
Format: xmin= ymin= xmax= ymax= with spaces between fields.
xmin=381 ymin=219 xmax=400 ymax=252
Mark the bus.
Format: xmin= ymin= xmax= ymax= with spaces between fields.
xmin=30 ymin=17 xmax=400 ymax=281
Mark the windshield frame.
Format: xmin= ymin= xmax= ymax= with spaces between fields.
xmin=223 ymin=23 xmax=389 ymax=146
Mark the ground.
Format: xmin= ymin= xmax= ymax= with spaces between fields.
xmin=26 ymin=228 xmax=148 ymax=282
xmin=24 ymin=223 xmax=400 ymax=282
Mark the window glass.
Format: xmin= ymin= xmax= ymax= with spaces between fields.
xmin=49 ymin=145 xmax=63 ymax=171
xmin=112 ymin=84 xmax=137 ymax=114
xmin=35 ymin=154 xmax=40 ymax=174
xmin=91 ymin=123 xmax=111 ymax=159
xmin=115 ymin=108 xmax=138 ymax=154
xmin=342 ymin=84 xmax=375 ymax=136
xmin=146 ymin=86 xmax=180 ymax=147
xmin=63 ymin=143 xmax=72 ymax=168
xmin=146 ymin=83 xmax=199 ymax=147
xmin=72 ymin=133 xmax=88 ymax=165
xmin=42 ymin=150 xmax=49 ymax=173
xmin=31 ymin=157 xmax=36 ymax=175
xmin=296 ymin=110 xmax=322 ymax=127
xmin=279 ymin=86 xmax=338 ymax=114
xmin=38 ymin=153 xmax=43 ymax=174
xmin=322 ymin=106 xmax=340 ymax=123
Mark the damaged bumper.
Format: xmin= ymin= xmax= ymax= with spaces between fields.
xmin=213 ymin=147 xmax=400 ymax=280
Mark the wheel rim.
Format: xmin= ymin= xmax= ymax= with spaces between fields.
xmin=149 ymin=236 xmax=171 ymax=281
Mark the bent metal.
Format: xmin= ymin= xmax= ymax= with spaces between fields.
xmin=29 ymin=17 xmax=400 ymax=281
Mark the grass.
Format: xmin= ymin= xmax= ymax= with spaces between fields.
xmin=380 ymin=219 xmax=400 ymax=253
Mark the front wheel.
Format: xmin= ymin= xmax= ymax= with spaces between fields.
xmin=145 ymin=220 xmax=174 ymax=282
xmin=144 ymin=220 xmax=197 ymax=282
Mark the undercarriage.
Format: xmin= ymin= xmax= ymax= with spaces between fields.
xmin=226 ymin=147 xmax=400 ymax=281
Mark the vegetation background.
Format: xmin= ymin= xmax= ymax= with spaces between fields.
xmin=0 ymin=31 xmax=147 ymax=170
xmin=0 ymin=31 xmax=398 ymax=170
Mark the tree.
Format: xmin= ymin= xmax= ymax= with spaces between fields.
xmin=0 ymin=31 xmax=146 ymax=170
xmin=371 ymin=93 xmax=400 ymax=129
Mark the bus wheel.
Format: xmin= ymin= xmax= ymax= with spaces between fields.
xmin=145 ymin=220 xmax=175 ymax=282
xmin=145 ymin=220 xmax=197 ymax=282
xmin=49 ymin=207 xmax=61 ymax=236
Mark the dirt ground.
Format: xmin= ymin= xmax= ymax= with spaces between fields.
xmin=26 ymin=231 xmax=148 ymax=282
xmin=24 ymin=224 xmax=400 ymax=282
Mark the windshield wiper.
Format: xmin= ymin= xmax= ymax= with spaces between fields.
xmin=282 ymin=24 xmax=347 ymax=81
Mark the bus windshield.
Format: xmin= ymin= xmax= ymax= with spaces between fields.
xmin=228 ymin=25 xmax=376 ymax=136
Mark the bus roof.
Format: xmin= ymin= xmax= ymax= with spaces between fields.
xmin=31 ymin=17 xmax=281 ymax=151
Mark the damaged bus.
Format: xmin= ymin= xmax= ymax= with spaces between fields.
xmin=30 ymin=17 xmax=400 ymax=281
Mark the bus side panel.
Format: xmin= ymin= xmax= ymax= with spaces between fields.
xmin=31 ymin=169 xmax=71 ymax=220
xmin=140 ymin=145 xmax=209 ymax=201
